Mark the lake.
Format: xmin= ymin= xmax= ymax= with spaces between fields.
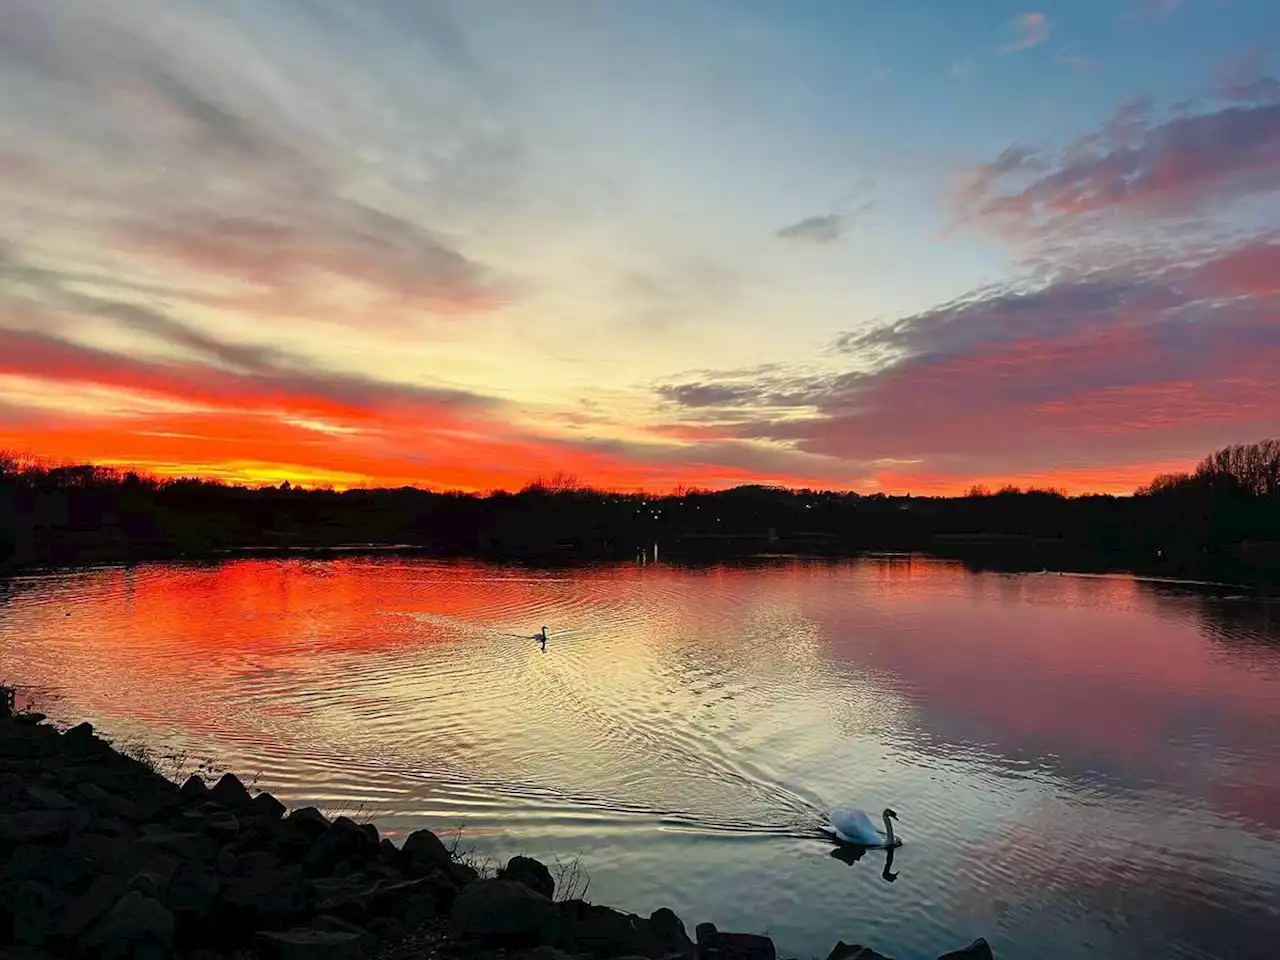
xmin=1 ymin=555 xmax=1277 ymax=960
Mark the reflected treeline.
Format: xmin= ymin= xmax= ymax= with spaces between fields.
xmin=2 ymin=441 xmax=1279 ymax=583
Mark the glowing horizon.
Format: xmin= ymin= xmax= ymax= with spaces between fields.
xmin=2 ymin=1 xmax=1278 ymax=496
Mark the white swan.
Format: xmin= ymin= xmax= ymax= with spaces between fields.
xmin=829 ymin=806 xmax=901 ymax=848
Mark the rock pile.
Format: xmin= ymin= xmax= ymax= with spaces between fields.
xmin=0 ymin=713 xmax=993 ymax=960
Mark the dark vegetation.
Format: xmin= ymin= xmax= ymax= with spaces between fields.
xmin=2 ymin=440 xmax=1279 ymax=585
xmin=0 ymin=703 xmax=989 ymax=959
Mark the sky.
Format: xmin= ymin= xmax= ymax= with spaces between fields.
xmin=1 ymin=0 xmax=1278 ymax=495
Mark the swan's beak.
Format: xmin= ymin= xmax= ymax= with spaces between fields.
xmin=887 ymin=809 xmax=899 ymax=819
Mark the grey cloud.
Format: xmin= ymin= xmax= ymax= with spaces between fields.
xmin=776 ymin=213 xmax=846 ymax=243
xmin=0 ymin=0 xmax=517 ymax=324
xmin=833 ymin=272 xmax=1187 ymax=362
xmin=775 ymin=187 xmax=876 ymax=244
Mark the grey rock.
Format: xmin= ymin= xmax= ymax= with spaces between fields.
xmin=1 ymin=878 xmax=67 ymax=946
xmin=368 ymin=875 xmax=456 ymax=925
xmin=449 ymin=861 xmax=480 ymax=886
xmin=2 ymin=843 xmax=94 ymax=890
xmin=559 ymin=900 xmax=665 ymax=958
xmin=313 ymin=913 xmax=379 ymax=953
xmin=288 ymin=806 xmax=332 ymax=839
xmin=254 ymin=927 xmax=366 ymax=960
xmin=501 ymin=855 xmax=555 ymax=899
xmin=0 ymin=809 xmax=73 ymax=844
xmin=697 ymin=927 xmax=776 ymax=960
xmin=223 ymin=863 xmax=310 ymax=921
xmin=827 ymin=943 xmax=895 ymax=960
xmin=401 ymin=828 xmax=450 ymax=872
xmin=179 ymin=774 xmax=211 ymax=805
xmin=305 ymin=826 xmax=370 ymax=875
xmin=73 ymin=781 xmax=113 ymax=807
xmin=92 ymin=816 xmax=135 ymax=838
xmin=137 ymin=827 xmax=217 ymax=863
xmin=63 ymin=721 xmax=96 ymax=747
xmin=938 ymin=939 xmax=994 ymax=960
xmin=650 ymin=908 xmax=694 ymax=957
xmin=529 ymin=947 xmax=579 ymax=960
xmin=449 ymin=878 xmax=564 ymax=946
xmin=66 ymin=832 xmax=133 ymax=874
xmin=0 ymin=770 xmax=26 ymax=802
xmin=250 ymin=790 xmax=288 ymax=820
xmin=203 ymin=805 xmax=241 ymax=840
xmin=56 ymin=875 xmax=126 ymax=940
xmin=167 ymin=862 xmax=221 ymax=919
xmin=25 ymin=784 xmax=74 ymax=810
xmin=211 ymin=772 xmax=253 ymax=810
xmin=83 ymin=890 xmax=175 ymax=954
xmin=318 ymin=873 xmax=454 ymax=927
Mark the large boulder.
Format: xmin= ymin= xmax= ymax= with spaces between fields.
xmin=827 ymin=942 xmax=895 ymax=960
xmin=696 ymin=923 xmax=776 ymax=960
xmin=1 ymin=878 xmax=67 ymax=947
xmin=136 ymin=827 xmax=218 ymax=864
xmin=287 ymin=807 xmax=332 ymax=840
xmin=249 ymin=791 xmax=288 ymax=821
xmin=179 ymin=775 xmax=211 ymax=806
xmin=401 ymin=828 xmax=451 ymax=873
xmin=3 ymin=842 xmax=95 ymax=890
xmin=651 ymin=907 xmax=695 ymax=957
xmin=312 ymin=914 xmax=379 ymax=954
xmin=82 ymin=890 xmax=176 ymax=958
xmin=449 ymin=878 xmax=565 ymax=947
xmin=25 ymin=784 xmax=74 ymax=810
xmin=56 ymin=875 xmax=126 ymax=941
xmin=323 ymin=874 xmax=457 ymax=928
xmin=500 ymin=855 xmax=555 ymax=899
xmin=0 ymin=809 xmax=81 ymax=845
xmin=210 ymin=773 xmax=253 ymax=811
xmin=221 ymin=862 xmax=311 ymax=929
xmin=166 ymin=862 xmax=222 ymax=925
xmin=938 ymin=939 xmax=994 ymax=960
xmin=0 ymin=771 xmax=27 ymax=804
xmin=303 ymin=818 xmax=375 ymax=875
xmin=559 ymin=900 xmax=666 ymax=958
xmin=254 ymin=927 xmax=366 ymax=960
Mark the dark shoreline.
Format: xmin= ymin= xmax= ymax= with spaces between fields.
xmin=0 ymin=708 xmax=993 ymax=960
xmin=5 ymin=448 xmax=1279 ymax=589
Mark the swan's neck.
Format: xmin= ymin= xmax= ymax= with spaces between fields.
xmin=882 ymin=812 xmax=896 ymax=847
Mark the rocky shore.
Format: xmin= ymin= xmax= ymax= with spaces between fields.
xmin=0 ymin=710 xmax=992 ymax=960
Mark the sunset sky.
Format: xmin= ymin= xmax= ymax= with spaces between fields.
xmin=1 ymin=0 xmax=1278 ymax=494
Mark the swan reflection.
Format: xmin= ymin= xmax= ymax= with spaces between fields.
xmin=830 ymin=843 xmax=899 ymax=882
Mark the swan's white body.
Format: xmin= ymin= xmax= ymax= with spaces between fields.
xmin=829 ymin=806 xmax=901 ymax=848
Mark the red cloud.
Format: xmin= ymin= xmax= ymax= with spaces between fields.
xmin=660 ymin=236 xmax=1280 ymax=491
xmin=1195 ymin=241 xmax=1280 ymax=297
xmin=955 ymin=89 xmax=1280 ymax=239
xmin=0 ymin=330 xmax=855 ymax=492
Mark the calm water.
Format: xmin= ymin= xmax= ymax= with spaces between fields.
xmin=1 ymin=556 xmax=1278 ymax=960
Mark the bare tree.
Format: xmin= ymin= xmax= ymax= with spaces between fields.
xmin=1195 ymin=439 xmax=1280 ymax=496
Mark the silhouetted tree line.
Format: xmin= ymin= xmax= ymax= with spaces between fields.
xmin=2 ymin=441 xmax=1279 ymax=583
